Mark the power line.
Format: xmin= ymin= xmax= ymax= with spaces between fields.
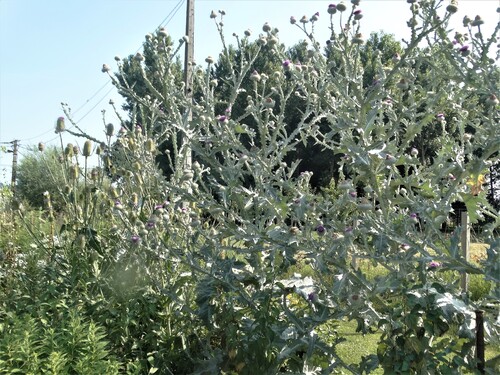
xmin=72 ymin=81 xmax=111 ymax=115
xmin=12 ymin=0 xmax=186 ymax=147
xmin=75 ymin=86 xmax=115 ymax=124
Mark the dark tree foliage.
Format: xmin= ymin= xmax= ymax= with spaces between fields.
xmin=16 ymin=146 xmax=66 ymax=210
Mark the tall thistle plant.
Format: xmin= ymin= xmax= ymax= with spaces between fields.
xmin=11 ymin=0 xmax=498 ymax=373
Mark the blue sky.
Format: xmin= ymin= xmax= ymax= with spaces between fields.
xmin=0 ymin=0 xmax=498 ymax=184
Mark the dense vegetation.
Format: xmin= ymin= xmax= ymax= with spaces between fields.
xmin=1 ymin=1 xmax=499 ymax=374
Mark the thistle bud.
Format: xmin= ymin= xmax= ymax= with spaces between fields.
xmin=134 ymin=52 xmax=145 ymax=62
xmin=83 ymin=140 xmax=92 ymax=157
xmin=205 ymin=56 xmax=214 ymax=64
xmin=446 ymin=0 xmax=458 ymax=13
xmin=336 ymin=2 xmax=347 ymax=12
xmin=459 ymin=45 xmax=470 ymax=56
xmin=486 ymin=94 xmax=499 ymax=106
xmin=101 ymin=64 xmax=111 ymax=73
xmin=55 ymin=117 xmax=65 ymax=133
xmin=471 ymin=15 xmax=484 ymax=26
xmin=397 ymin=78 xmax=409 ymax=90
xmin=158 ymin=27 xmax=168 ymax=37
xmin=263 ymin=98 xmax=275 ymax=109
xmin=290 ymin=16 xmax=297 ymax=24
xmin=352 ymin=33 xmax=364 ymax=44
xmin=250 ymin=70 xmax=261 ymax=82
xmin=38 ymin=142 xmax=45 ymax=152
xmin=262 ymin=22 xmax=271 ymax=32
xmin=106 ymin=123 xmax=114 ymax=137
xmin=354 ymin=9 xmax=363 ymax=20
xmin=268 ymin=35 xmax=279 ymax=47
xmin=73 ymin=145 xmax=79 ymax=155
xmin=327 ymin=4 xmax=337 ymax=15
xmin=257 ymin=36 xmax=267 ymax=46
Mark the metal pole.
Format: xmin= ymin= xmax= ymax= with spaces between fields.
xmin=460 ymin=210 xmax=470 ymax=292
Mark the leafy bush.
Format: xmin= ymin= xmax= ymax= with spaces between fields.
xmin=0 ymin=310 xmax=121 ymax=374
xmin=1 ymin=1 xmax=499 ymax=374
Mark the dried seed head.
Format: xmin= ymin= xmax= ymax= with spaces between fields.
xmin=64 ymin=143 xmax=74 ymax=157
xmin=106 ymin=123 xmax=114 ymax=137
xmin=145 ymin=138 xmax=156 ymax=153
xmin=91 ymin=168 xmax=99 ymax=181
xmin=69 ymin=165 xmax=79 ymax=180
xmin=38 ymin=142 xmax=45 ymax=152
xmin=83 ymin=140 xmax=92 ymax=157
xmin=55 ymin=117 xmax=65 ymax=133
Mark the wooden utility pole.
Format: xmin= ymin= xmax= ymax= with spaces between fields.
xmin=10 ymin=140 xmax=19 ymax=196
xmin=460 ymin=210 xmax=470 ymax=292
xmin=183 ymin=0 xmax=194 ymax=172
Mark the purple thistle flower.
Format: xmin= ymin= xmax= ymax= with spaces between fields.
xmin=354 ymin=9 xmax=362 ymax=15
xmin=428 ymin=261 xmax=441 ymax=269
xmin=131 ymin=235 xmax=141 ymax=245
xmin=459 ymin=45 xmax=470 ymax=56
xmin=316 ymin=225 xmax=326 ymax=236
xmin=217 ymin=115 xmax=228 ymax=123
xmin=146 ymin=220 xmax=156 ymax=230
xmin=308 ymin=292 xmax=317 ymax=302
xmin=283 ymin=60 xmax=291 ymax=70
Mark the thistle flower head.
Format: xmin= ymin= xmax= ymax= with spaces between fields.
xmin=327 ymin=4 xmax=337 ymax=15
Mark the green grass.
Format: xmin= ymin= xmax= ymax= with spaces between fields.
xmin=332 ymin=319 xmax=500 ymax=373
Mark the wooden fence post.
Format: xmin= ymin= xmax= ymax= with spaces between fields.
xmin=460 ymin=211 xmax=470 ymax=293
xmin=475 ymin=310 xmax=485 ymax=374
